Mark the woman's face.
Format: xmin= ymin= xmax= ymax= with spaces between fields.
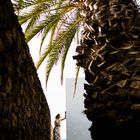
xmin=58 ymin=114 xmax=61 ymax=118
xmin=56 ymin=114 xmax=61 ymax=119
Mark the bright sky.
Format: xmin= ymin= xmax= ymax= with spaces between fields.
xmin=28 ymin=35 xmax=84 ymax=139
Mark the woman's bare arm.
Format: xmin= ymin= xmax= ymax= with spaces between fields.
xmin=61 ymin=112 xmax=66 ymax=121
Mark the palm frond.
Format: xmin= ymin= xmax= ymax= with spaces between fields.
xmin=39 ymin=7 xmax=72 ymax=53
xmin=18 ymin=12 xmax=41 ymax=25
xmin=24 ymin=2 xmax=75 ymax=41
xmin=39 ymin=22 xmax=58 ymax=55
xmin=73 ymin=65 xmax=80 ymax=98
xmin=39 ymin=17 xmax=80 ymax=87
xmin=13 ymin=0 xmax=83 ymax=88
xmin=18 ymin=2 xmax=48 ymax=25
xmin=25 ymin=16 xmax=40 ymax=34
xmin=60 ymin=16 xmax=82 ymax=84
xmin=44 ymin=37 xmax=65 ymax=88
xmin=13 ymin=0 xmax=54 ymax=11
xmin=25 ymin=20 xmax=47 ymax=42
xmin=18 ymin=15 xmax=30 ymax=25
xmin=24 ymin=9 xmax=66 ymax=42
xmin=36 ymin=28 xmax=67 ymax=72
xmin=36 ymin=39 xmax=53 ymax=70
xmin=12 ymin=0 xmax=35 ymax=12
xmin=24 ymin=2 xmax=47 ymax=33
xmin=60 ymin=29 xmax=76 ymax=85
xmin=14 ymin=1 xmax=58 ymax=24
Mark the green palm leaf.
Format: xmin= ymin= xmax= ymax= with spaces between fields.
xmin=39 ymin=21 xmax=58 ymax=55
xmin=12 ymin=0 xmax=82 ymax=87
xmin=36 ymin=25 xmax=57 ymax=69
xmin=25 ymin=19 xmax=47 ymax=42
xmin=61 ymin=16 xmax=82 ymax=84
xmin=39 ymin=6 xmax=74 ymax=53
xmin=73 ymin=65 xmax=80 ymax=97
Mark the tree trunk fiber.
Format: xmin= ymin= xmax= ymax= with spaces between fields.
xmin=73 ymin=0 xmax=140 ymax=140
xmin=0 ymin=0 xmax=51 ymax=140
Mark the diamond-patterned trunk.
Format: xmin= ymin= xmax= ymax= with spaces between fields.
xmin=0 ymin=1 xmax=51 ymax=139
xmin=73 ymin=0 xmax=140 ymax=139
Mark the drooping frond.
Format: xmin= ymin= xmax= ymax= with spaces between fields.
xmin=25 ymin=14 xmax=60 ymax=42
xmin=73 ymin=65 xmax=80 ymax=97
xmin=12 ymin=0 xmax=35 ymax=12
xmin=24 ymin=1 xmax=72 ymax=33
xmin=39 ymin=5 xmax=77 ymax=53
xmin=36 ymin=25 xmax=58 ymax=70
xmin=44 ymin=31 xmax=68 ymax=87
xmin=13 ymin=0 xmax=55 ymax=12
xmin=12 ymin=0 xmax=83 ymax=87
xmin=39 ymin=21 xmax=57 ymax=55
xmin=61 ymin=15 xmax=82 ymax=84
xmin=24 ymin=2 xmax=47 ymax=33
xmin=25 ymin=20 xmax=47 ymax=42
xmin=37 ymin=15 xmax=81 ymax=87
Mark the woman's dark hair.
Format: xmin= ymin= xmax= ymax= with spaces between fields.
xmin=56 ymin=114 xmax=60 ymax=119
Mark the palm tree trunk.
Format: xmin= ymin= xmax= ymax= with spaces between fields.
xmin=0 ymin=0 xmax=51 ymax=140
xmin=74 ymin=0 xmax=140 ymax=140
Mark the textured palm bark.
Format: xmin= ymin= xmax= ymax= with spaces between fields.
xmin=74 ymin=0 xmax=140 ymax=140
xmin=0 ymin=0 xmax=51 ymax=140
